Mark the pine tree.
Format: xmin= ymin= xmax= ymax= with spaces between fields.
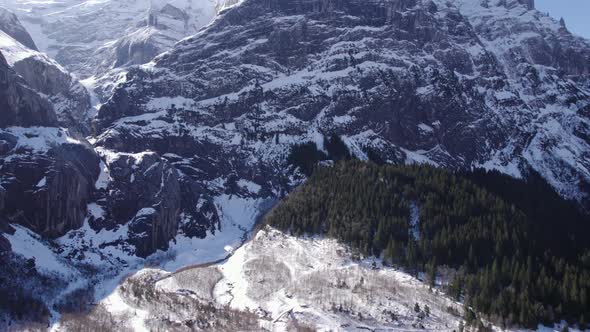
xmin=265 ymin=161 xmax=590 ymax=327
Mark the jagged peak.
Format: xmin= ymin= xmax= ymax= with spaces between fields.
xmin=215 ymin=0 xmax=242 ymax=14
xmin=518 ymin=0 xmax=534 ymax=10
xmin=559 ymin=16 xmax=567 ymax=29
xmin=0 ymin=6 xmax=38 ymax=51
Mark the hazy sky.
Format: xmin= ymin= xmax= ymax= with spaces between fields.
xmin=536 ymin=0 xmax=590 ymax=39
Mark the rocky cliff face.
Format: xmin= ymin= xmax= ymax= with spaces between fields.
xmin=0 ymin=185 xmax=4 ymax=211
xmin=1 ymin=0 xmax=590 ymax=326
xmin=3 ymin=0 xmax=588 ymax=260
xmin=10 ymin=56 xmax=92 ymax=134
xmin=0 ymin=128 xmax=100 ymax=238
xmin=0 ymin=51 xmax=57 ymax=127
xmin=100 ymin=152 xmax=182 ymax=257
xmin=0 ymin=0 xmax=589 ymax=266
xmin=0 ymin=19 xmax=100 ymax=239
xmin=96 ymin=0 xmax=590 ymax=210
xmin=0 ymin=7 xmax=37 ymax=50
xmin=0 ymin=14 xmax=92 ymax=134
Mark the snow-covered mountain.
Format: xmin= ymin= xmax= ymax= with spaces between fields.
xmin=96 ymin=0 xmax=590 ymax=213
xmin=1 ymin=0 xmax=590 ymax=329
xmin=0 ymin=7 xmax=100 ymax=249
xmin=0 ymin=6 xmax=36 ymax=50
xmin=0 ymin=8 xmax=92 ymax=133
xmin=0 ymin=50 xmax=55 ymax=127
xmin=0 ymin=0 xmax=219 ymax=78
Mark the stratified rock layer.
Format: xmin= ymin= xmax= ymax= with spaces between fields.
xmin=96 ymin=0 xmax=590 ymax=211
xmin=0 ymin=128 xmax=100 ymax=238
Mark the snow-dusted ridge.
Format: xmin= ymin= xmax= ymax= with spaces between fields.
xmin=1 ymin=190 xmax=270 ymax=328
xmin=96 ymin=0 xmax=590 ymax=205
xmin=0 ymin=0 xmax=222 ymax=78
xmin=1 ymin=0 xmax=590 ymax=329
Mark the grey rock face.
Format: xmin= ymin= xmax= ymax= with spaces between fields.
xmin=0 ymin=185 xmax=5 ymax=211
xmin=103 ymin=152 xmax=181 ymax=256
xmin=0 ymin=128 xmax=100 ymax=238
xmin=0 ymin=204 xmax=12 ymax=253
xmin=0 ymin=236 xmax=9 ymax=253
xmin=112 ymin=34 xmax=161 ymax=69
xmin=518 ymin=0 xmax=534 ymax=10
xmin=0 ymin=52 xmax=57 ymax=128
xmin=0 ymin=20 xmax=101 ymax=242
xmin=106 ymin=3 xmax=205 ymax=71
xmin=0 ymin=14 xmax=92 ymax=134
xmin=10 ymin=56 xmax=92 ymax=134
xmin=96 ymin=0 xmax=590 ymax=211
xmin=2 ymin=0 xmax=589 ymax=262
xmin=160 ymin=4 xmax=189 ymax=20
xmin=0 ymin=7 xmax=37 ymax=50
xmin=92 ymin=137 xmax=227 ymax=255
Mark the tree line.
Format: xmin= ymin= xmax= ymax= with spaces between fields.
xmin=266 ymin=158 xmax=590 ymax=329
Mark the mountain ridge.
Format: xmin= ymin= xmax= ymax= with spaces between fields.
xmin=97 ymin=0 xmax=590 ymax=209
xmin=1 ymin=0 xmax=590 ymax=329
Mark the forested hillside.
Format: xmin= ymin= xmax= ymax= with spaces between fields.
xmin=266 ymin=160 xmax=590 ymax=328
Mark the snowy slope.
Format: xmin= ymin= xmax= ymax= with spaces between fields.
xmin=0 ymin=6 xmax=36 ymax=49
xmin=0 ymin=29 xmax=36 ymax=64
xmin=55 ymin=226 xmax=587 ymax=332
xmin=0 ymin=173 xmax=270 ymax=327
xmin=0 ymin=0 xmax=220 ymax=78
xmin=1 ymin=0 xmax=590 ymax=328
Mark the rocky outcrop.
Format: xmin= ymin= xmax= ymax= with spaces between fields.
xmin=0 ymin=22 xmax=99 ymax=240
xmin=109 ymin=3 xmax=203 ymax=69
xmin=0 ymin=52 xmax=57 ymax=128
xmin=2 ymin=0 xmax=589 ymax=262
xmin=0 ymin=199 xmax=13 ymax=253
xmin=11 ymin=55 xmax=91 ymax=134
xmin=0 ymin=7 xmax=37 ymax=50
xmin=0 ymin=235 xmax=10 ymax=253
xmin=518 ymin=0 xmax=534 ymax=10
xmin=0 ymin=24 xmax=92 ymax=133
xmin=96 ymin=0 xmax=590 ymax=211
xmin=0 ymin=128 xmax=100 ymax=238
xmin=112 ymin=30 xmax=161 ymax=69
xmin=215 ymin=0 xmax=241 ymax=14
xmin=0 ymin=185 xmax=5 ymax=211
xmin=102 ymin=152 xmax=181 ymax=257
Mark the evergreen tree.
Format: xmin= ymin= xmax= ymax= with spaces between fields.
xmin=324 ymin=134 xmax=351 ymax=161
xmin=265 ymin=160 xmax=590 ymax=328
